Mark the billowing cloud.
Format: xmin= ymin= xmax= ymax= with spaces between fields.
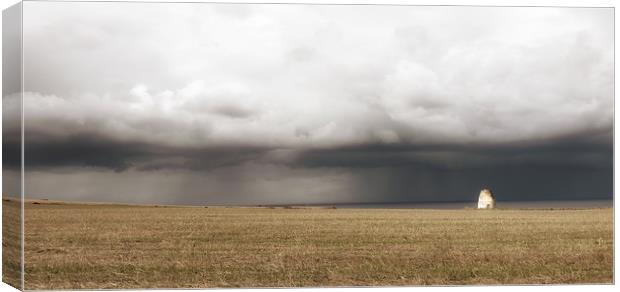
xmin=8 ymin=2 xmax=613 ymax=204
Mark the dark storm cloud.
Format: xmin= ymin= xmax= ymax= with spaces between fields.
xmin=292 ymin=128 xmax=613 ymax=170
xmin=17 ymin=132 xmax=271 ymax=172
xmin=17 ymin=127 xmax=611 ymax=177
xmin=19 ymin=136 xmax=613 ymax=204
xmin=14 ymin=117 xmax=611 ymax=204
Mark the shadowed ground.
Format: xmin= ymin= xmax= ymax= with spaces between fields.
xmin=21 ymin=200 xmax=612 ymax=289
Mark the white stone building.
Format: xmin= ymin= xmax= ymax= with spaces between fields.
xmin=477 ymin=189 xmax=496 ymax=209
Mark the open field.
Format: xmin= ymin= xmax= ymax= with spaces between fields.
xmin=2 ymin=199 xmax=21 ymax=289
xmin=10 ymin=199 xmax=614 ymax=289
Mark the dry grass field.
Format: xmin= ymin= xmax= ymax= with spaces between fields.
xmin=2 ymin=199 xmax=21 ymax=289
xmin=7 ymin=199 xmax=614 ymax=289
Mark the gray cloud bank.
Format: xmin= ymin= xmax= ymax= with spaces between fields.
xmin=5 ymin=2 xmax=612 ymax=204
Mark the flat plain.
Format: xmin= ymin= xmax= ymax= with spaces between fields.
xmin=2 ymin=199 xmax=21 ymax=289
xmin=9 ymin=199 xmax=613 ymax=289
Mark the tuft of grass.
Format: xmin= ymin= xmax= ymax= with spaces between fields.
xmin=20 ymin=201 xmax=613 ymax=289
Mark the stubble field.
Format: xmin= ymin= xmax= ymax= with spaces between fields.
xmin=4 ymin=199 xmax=613 ymax=289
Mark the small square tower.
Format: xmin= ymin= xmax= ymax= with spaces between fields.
xmin=477 ymin=188 xmax=496 ymax=209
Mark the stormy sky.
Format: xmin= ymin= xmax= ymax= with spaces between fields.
xmin=3 ymin=2 xmax=613 ymax=205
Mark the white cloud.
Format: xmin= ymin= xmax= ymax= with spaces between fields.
xmin=18 ymin=2 xmax=613 ymax=149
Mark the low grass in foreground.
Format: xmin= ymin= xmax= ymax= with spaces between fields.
xmin=2 ymin=199 xmax=21 ymax=289
xmin=17 ymin=200 xmax=613 ymax=289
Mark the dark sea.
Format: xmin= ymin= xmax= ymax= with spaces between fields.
xmin=308 ymin=200 xmax=613 ymax=209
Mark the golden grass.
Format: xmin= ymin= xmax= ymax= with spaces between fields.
xmin=2 ymin=199 xmax=22 ymax=289
xmin=18 ymin=200 xmax=613 ymax=289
